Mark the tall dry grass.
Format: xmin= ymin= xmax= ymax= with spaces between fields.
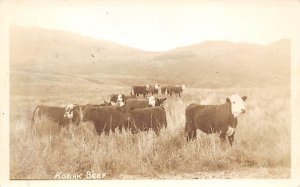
xmin=10 ymin=86 xmax=290 ymax=179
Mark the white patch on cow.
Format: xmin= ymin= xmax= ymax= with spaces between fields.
xmin=131 ymin=87 xmax=134 ymax=95
xmin=64 ymin=104 xmax=75 ymax=119
xmin=154 ymin=84 xmax=159 ymax=89
xmin=117 ymin=94 xmax=123 ymax=102
xmin=146 ymin=85 xmax=150 ymax=88
xmin=182 ymin=84 xmax=186 ymax=89
xmin=228 ymin=94 xmax=247 ymax=118
xmin=119 ymin=101 xmax=125 ymax=107
xmin=148 ymin=96 xmax=156 ymax=107
xmin=226 ymin=126 xmax=235 ymax=136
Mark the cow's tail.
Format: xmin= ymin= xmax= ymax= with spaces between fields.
xmin=31 ymin=105 xmax=40 ymax=125
xmin=131 ymin=86 xmax=135 ymax=95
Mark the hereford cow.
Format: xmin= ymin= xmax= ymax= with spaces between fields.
xmin=168 ymin=85 xmax=186 ymax=97
xmin=31 ymin=104 xmax=82 ymax=126
xmin=127 ymin=106 xmax=167 ymax=135
xmin=81 ymin=103 xmax=130 ymax=135
xmin=147 ymin=84 xmax=160 ymax=95
xmin=161 ymin=86 xmax=171 ymax=95
xmin=110 ymin=94 xmax=137 ymax=104
xmin=185 ymin=94 xmax=247 ymax=146
xmin=126 ymin=96 xmax=167 ymax=110
xmin=131 ymin=86 xmax=147 ymax=97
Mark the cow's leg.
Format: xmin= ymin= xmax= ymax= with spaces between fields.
xmin=228 ymin=131 xmax=235 ymax=146
xmin=220 ymin=132 xmax=227 ymax=143
xmin=186 ymin=121 xmax=196 ymax=141
xmin=179 ymin=92 xmax=181 ymax=97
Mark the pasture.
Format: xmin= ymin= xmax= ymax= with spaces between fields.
xmin=10 ymin=70 xmax=290 ymax=179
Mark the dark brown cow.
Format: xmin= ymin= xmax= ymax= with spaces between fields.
xmin=81 ymin=105 xmax=130 ymax=135
xmin=127 ymin=106 xmax=167 ymax=135
xmin=185 ymin=94 xmax=247 ymax=146
xmin=131 ymin=86 xmax=147 ymax=97
xmin=161 ymin=86 xmax=170 ymax=95
xmin=168 ymin=85 xmax=186 ymax=97
xmin=31 ymin=104 xmax=82 ymax=126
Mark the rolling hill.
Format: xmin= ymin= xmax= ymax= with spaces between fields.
xmin=10 ymin=26 xmax=290 ymax=88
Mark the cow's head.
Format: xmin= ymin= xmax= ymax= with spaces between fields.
xmin=155 ymin=97 xmax=167 ymax=106
xmin=117 ymin=94 xmax=124 ymax=103
xmin=110 ymin=94 xmax=118 ymax=103
xmin=148 ymin=96 xmax=156 ymax=107
xmin=226 ymin=94 xmax=247 ymax=117
xmin=64 ymin=104 xmax=76 ymax=119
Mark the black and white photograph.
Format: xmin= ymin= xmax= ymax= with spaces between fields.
xmin=1 ymin=0 xmax=300 ymax=185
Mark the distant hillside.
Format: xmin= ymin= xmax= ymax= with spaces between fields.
xmin=10 ymin=26 xmax=290 ymax=88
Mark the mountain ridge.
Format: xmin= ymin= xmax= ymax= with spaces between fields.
xmin=10 ymin=26 xmax=290 ymax=88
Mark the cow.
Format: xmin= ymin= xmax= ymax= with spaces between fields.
xmin=168 ymin=85 xmax=186 ymax=97
xmin=126 ymin=96 xmax=167 ymax=110
xmin=110 ymin=94 xmax=137 ymax=104
xmin=127 ymin=106 xmax=167 ymax=135
xmin=81 ymin=103 xmax=130 ymax=135
xmin=147 ymin=84 xmax=160 ymax=95
xmin=131 ymin=86 xmax=147 ymax=97
xmin=161 ymin=86 xmax=169 ymax=95
xmin=185 ymin=94 xmax=247 ymax=146
xmin=31 ymin=104 xmax=82 ymax=126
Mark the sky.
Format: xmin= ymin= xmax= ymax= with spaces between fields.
xmin=4 ymin=0 xmax=300 ymax=51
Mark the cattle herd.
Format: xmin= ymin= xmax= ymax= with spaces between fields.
xmin=31 ymin=84 xmax=247 ymax=146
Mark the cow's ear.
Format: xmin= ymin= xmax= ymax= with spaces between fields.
xmin=163 ymin=98 xmax=167 ymax=101
xmin=226 ymin=97 xmax=230 ymax=103
xmin=242 ymin=96 xmax=247 ymax=101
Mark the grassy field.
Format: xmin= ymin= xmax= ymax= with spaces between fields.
xmin=9 ymin=71 xmax=290 ymax=179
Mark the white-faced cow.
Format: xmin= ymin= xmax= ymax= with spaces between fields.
xmin=127 ymin=106 xmax=167 ymax=135
xmin=126 ymin=96 xmax=167 ymax=110
xmin=147 ymin=84 xmax=160 ymax=95
xmin=185 ymin=94 xmax=247 ymax=146
xmin=110 ymin=94 xmax=137 ymax=104
xmin=31 ymin=104 xmax=82 ymax=126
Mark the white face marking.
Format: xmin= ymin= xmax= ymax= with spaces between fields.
xmin=119 ymin=101 xmax=125 ymax=107
xmin=117 ymin=94 xmax=123 ymax=102
xmin=229 ymin=94 xmax=247 ymax=118
xmin=146 ymin=85 xmax=150 ymax=88
xmin=226 ymin=126 xmax=235 ymax=136
xmin=148 ymin=96 xmax=156 ymax=107
xmin=154 ymin=84 xmax=159 ymax=89
xmin=64 ymin=104 xmax=75 ymax=119
xmin=182 ymin=84 xmax=186 ymax=89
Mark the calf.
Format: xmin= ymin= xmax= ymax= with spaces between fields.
xmin=128 ymin=106 xmax=167 ymax=135
xmin=185 ymin=94 xmax=247 ymax=146
xmin=81 ymin=104 xmax=130 ymax=135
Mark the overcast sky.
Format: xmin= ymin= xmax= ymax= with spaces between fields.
xmin=5 ymin=0 xmax=300 ymax=51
